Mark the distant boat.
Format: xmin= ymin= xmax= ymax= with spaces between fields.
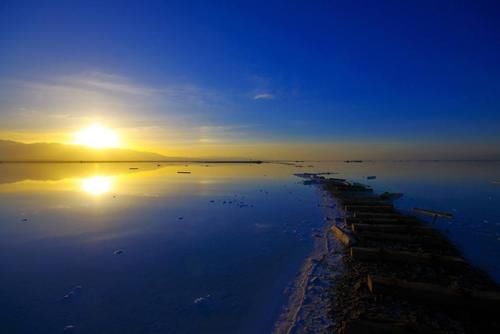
xmin=344 ymin=160 xmax=363 ymax=163
xmin=366 ymin=176 xmax=377 ymax=180
xmin=177 ymin=171 xmax=191 ymax=174
xmin=129 ymin=167 xmax=139 ymax=170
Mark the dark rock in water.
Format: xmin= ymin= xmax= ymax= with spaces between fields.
xmin=114 ymin=249 xmax=124 ymax=255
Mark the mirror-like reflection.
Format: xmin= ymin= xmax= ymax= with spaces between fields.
xmin=0 ymin=161 xmax=498 ymax=334
xmin=81 ymin=176 xmax=113 ymax=196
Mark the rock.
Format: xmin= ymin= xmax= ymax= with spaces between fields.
xmin=63 ymin=325 xmax=75 ymax=332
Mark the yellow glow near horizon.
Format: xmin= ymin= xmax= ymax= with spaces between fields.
xmin=73 ymin=124 xmax=120 ymax=149
xmin=81 ymin=176 xmax=113 ymax=196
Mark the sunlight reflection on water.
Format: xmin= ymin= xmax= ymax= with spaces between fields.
xmin=81 ymin=176 xmax=113 ymax=196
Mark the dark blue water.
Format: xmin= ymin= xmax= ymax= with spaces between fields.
xmin=0 ymin=163 xmax=324 ymax=334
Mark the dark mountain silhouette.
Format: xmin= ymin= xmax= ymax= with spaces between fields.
xmin=0 ymin=140 xmax=168 ymax=161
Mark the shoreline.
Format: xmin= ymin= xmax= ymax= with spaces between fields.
xmin=274 ymin=185 xmax=344 ymax=333
xmin=277 ymin=173 xmax=500 ymax=333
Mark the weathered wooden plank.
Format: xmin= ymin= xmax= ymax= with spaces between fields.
xmin=367 ymin=275 xmax=500 ymax=308
xmin=351 ymin=223 xmax=434 ymax=234
xmin=345 ymin=204 xmax=394 ymax=212
xmin=345 ymin=217 xmax=420 ymax=226
xmin=353 ymin=212 xmax=401 ymax=218
xmin=331 ymin=225 xmax=354 ymax=246
xmin=354 ymin=231 xmax=444 ymax=245
xmin=350 ymin=246 xmax=466 ymax=267
xmin=413 ymin=208 xmax=453 ymax=218
xmin=341 ymin=319 xmax=443 ymax=334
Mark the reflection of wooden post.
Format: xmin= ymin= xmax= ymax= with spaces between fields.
xmin=413 ymin=208 xmax=453 ymax=224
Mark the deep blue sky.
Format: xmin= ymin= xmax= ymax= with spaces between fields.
xmin=0 ymin=0 xmax=499 ymax=158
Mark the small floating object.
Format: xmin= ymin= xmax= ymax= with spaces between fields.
xmin=22 ymin=218 xmax=28 ymax=222
xmin=178 ymin=216 xmax=183 ymax=220
xmin=129 ymin=167 xmax=139 ymax=170
xmin=413 ymin=207 xmax=453 ymax=224
xmin=193 ymin=294 xmax=211 ymax=304
xmin=209 ymin=200 xmax=215 ymax=203
xmin=113 ymin=249 xmax=124 ymax=255
xmin=366 ymin=176 xmax=377 ymax=180
xmin=177 ymin=171 xmax=191 ymax=174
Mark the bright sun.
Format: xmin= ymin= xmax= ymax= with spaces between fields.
xmin=74 ymin=124 xmax=120 ymax=149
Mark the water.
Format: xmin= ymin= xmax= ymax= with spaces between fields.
xmin=0 ymin=163 xmax=324 ymax=334
xmin=0 ymin=161 xmax=499 ymax=333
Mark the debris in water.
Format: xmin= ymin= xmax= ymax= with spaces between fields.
xmin=193 ymin=294 xmax=211 ymax=304
xmin=114 ymin=249 xmax=124 ymax=255
xmin=366 ymin=175 xmax=377 ymax=180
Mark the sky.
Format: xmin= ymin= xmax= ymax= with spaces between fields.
xmin=0 ymin=0 xmax=499 ymax=160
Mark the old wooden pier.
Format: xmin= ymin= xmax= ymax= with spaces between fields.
xmin=321 ymin=177 xmax=500 ymax=334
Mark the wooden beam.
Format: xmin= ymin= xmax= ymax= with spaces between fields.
xmin=350 ymin=247 xmax=466 ymax=267
xmin=351 ymin=223 xmax=434 ymax=234
xmin=345 ymin=217 xmax=420 ymax=226
xmin=354 ymin=231 xmax=444 ymax=245
xmin=341 ymin=319 xmax=443 ymax=334
xmin=354 ymin=212 xmax=401 ymax=218
xmin=367 ymin=275 xmax=500 ymax=308
xmin=331 ymin=225 xmax=354 ymax=246
xmin=413 ymin=208 xmax=453 ymax=218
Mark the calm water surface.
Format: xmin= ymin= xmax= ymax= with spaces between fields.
xmin=0 ymin=161 xmax=499 ymax=333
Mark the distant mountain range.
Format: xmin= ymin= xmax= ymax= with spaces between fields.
xmin=0 ymin=140 xmax=168 ymax=161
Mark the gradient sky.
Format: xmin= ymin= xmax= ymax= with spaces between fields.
xmin=1 ymin=0 xmax=499 ymax=159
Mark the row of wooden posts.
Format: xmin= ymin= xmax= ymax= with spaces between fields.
xmin=324 ymin=180 xmax=500 ymax=333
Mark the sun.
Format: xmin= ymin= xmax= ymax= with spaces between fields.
xmin=74 ymin=124 xmax=120 ymax=149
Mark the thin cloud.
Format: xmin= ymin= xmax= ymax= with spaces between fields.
xmin=253 ymin=93 xmax=274 ymax=100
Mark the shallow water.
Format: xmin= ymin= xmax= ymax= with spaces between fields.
xmin=0 ymin=163 xmax=324 ymax=334
xmin=0 ymin=161 xmax=499 ymax=333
